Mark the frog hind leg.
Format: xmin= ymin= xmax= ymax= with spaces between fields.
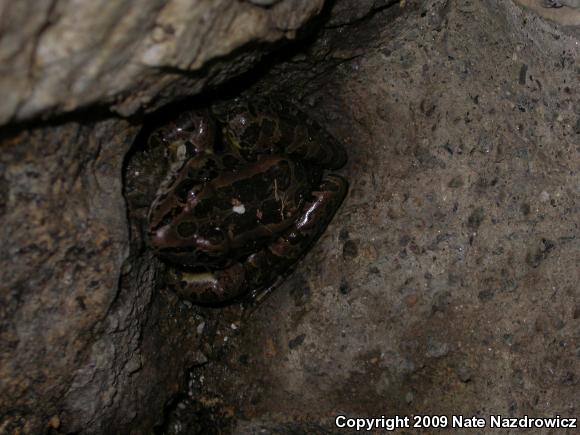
xmin=269 ymin=102 xmax=347 ymax=171
xmin=170 ymin=174 xmax=347 ymax=305
xmin=169 ymin=262 xmax=247 ymax=305
xmin=244 ymin=174 xmax=348 ymax=296
xmin=289 ymin=117 xmax=348 ymax=170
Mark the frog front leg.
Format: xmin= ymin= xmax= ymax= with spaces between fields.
xmin=170 ymin=174 xmax=348 ymax=305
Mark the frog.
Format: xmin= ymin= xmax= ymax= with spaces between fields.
xmin=147 ymin=97 xmax=348 ymax=305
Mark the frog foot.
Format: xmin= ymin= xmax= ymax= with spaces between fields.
xmin=543 ymin=0 xmax=564 ymax=8
xmin=168 ymin=263 xmax=246 ymax=304
xmin=170 ymin=174 xmax=348 ymax=305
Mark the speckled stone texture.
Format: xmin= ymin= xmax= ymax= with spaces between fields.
xmin=1 ymin=0 xmax=579 ymax=434
xmin=0 ymin=116 xmax=213 ymax=434
xmin=180 ymin=0 xmax=579 ymax=433
xmin=0 ymin=1 xmax=332 ymax=432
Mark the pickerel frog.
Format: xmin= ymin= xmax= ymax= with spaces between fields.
xmin=147 ymin=97 xmax=348 ymax=304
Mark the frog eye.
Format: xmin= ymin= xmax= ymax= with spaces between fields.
xmin=184 ymin=140 xmax=197 ymax=156
xmin=174 ymin=179 xmax=196 ymax=201
xmin=161 ymin=214 xmax=173 ymax=226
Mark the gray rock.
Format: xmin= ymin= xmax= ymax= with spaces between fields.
xmin=0 ymin=0 xmax=324 ymax=125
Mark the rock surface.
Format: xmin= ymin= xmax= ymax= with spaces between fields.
xmin=0 ymin=0 xmax=324 ymax=125
xmin=516 ymin=0 xmax=580 ymax=26
xmin=174 ymin=0 xmax=580 ymax=432
xmin=0 ymin=1 xmax=327 ymax=434
xmin=1 ymin=0 xmax=579 ymax=434
xmin=0 ymin=118 xmax=133 ymax=433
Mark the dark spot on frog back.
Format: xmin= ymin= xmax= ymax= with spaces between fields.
xmin=266 ymin=160 xmax=292 ymax=190
xmin=174 ymin=179 xmax=196 ymax=201
xmin=261 ymin=118 xmax=277 ymax=138
xmin=221 ymin=153 xmax=241 ymax=171
xmin=278 ymin=118 xmax=298 ymax=147
xmin=232 ymin=179 xmax=256 ymax=203
xmin=249 ymin=173 xmax=272 ymax=199
xmin=240 ymin=123 xmax=261 ymax=147
xmin=193 ymin=199 xmax=215 ymax=217
xmin=177 ymin=220 xmax=198 ymax=238
xmin=259 ymin=199 xmax=282 ymax=224
xmin=198 ymin=159 xmax=220 ymax=182
xmin=246 ymin=101 xmax=258 ymax=117
xmin=183 ymin=140 xmax=196 ymax=157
